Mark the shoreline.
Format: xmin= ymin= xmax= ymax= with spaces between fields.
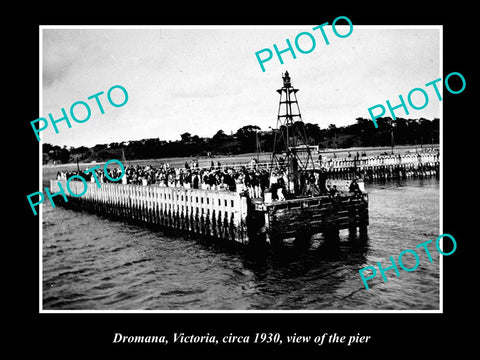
xmin=42 ymin=144 xmax=440 ymax=169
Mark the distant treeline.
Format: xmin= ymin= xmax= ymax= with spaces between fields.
xmin=43 ymin=117 xmax=439 ymax=164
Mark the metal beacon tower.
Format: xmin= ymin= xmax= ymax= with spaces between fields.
xmin=271 ymin=71 xmax=315 ymax=194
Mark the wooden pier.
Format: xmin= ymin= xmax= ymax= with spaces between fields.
xmin=319 ymin=152 xmax=439 ymax=181
xmin=250 ymin=192 xmax=369 ymax=246
xmin=49 ymin=179 xmax=369 ymax=246
xmin=225 ymin=153 xmax=439 ymax=181
xmin=51 ymin=180 xmax=250 ymax=244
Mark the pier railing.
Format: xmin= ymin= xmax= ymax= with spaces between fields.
xmin=209 ymin=153 xmax=439 ymax=175
xmin=50 ymin=180 xmax=250 ymax=244
xmin=320 ymin=153 xmax=440 ymax=180
xmin=320 ymin=152 xmax=439 ymax=169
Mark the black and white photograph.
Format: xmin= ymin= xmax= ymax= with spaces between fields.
xmin=15 ymin=9 xmax=473 ymax=356
xmin=38 ymin=25 xmax=442 ymax=311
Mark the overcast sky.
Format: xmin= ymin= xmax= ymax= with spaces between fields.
xmin=40 ymin=25 xmax=441 ymax=148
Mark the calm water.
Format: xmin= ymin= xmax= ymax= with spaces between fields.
xmin=42 ymin=178 xmax=440 ymax=310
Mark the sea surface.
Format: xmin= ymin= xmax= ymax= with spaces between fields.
xmin=42 ymin=178 xmax=440 ymax=311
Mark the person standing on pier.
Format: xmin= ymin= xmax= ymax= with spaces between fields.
xmin=349 ymin=178 xmax=361 ymax=195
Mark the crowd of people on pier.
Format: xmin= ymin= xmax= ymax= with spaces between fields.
xmin=56 ymin=151 xmax=439 ymax=201
xmin=57 ymin=162 xmax=311 ymax=200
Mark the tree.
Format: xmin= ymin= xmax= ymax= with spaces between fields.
xmin=191 ymin=135 xmax=200 ymax=143
xmin=180 ymin=132 xmax=192 ymax=143
xmin=235 ymin=125 xmax=261 ymax=139
xmin=304 ymin=123 xmax=321 ymax=143
xmin=211 ymin=130 xmax=229 ymax=146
